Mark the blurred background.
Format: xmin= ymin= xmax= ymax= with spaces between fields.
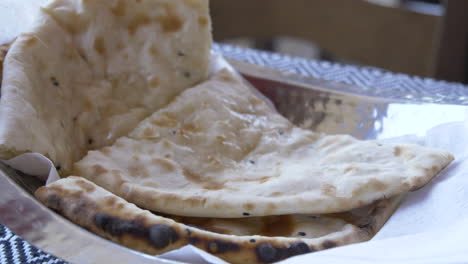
xmin=210 ymin=0 xmax=468 ymax=83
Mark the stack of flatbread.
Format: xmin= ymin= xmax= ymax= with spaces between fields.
xmin=0 ymin=0 xmax=453 ymax=263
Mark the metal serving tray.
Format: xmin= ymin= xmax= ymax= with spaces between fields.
xmin=0 ymin=58 xmax=467 ymax=264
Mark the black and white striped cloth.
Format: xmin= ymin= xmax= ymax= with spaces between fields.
xmin=0 ymin=226 xmax=66 ymax=264
xmin=2 ymin=43 xmax=468 ymax=264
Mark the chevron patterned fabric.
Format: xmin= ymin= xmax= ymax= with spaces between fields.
xmin=1 ymin=44 xmax=467 ymax=264
xmin=0 ymin=226 xmax=66 ymax=264
xmin=213 ymin=44 xmax=468 ymax=104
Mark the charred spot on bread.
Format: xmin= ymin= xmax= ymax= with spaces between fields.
xmin=94 ymin=213 xmax=146 ymax=237
xmin=287 ymin=242 xmax=311 ymax=256
xmin=256 ymin=243 xmax=280 ymax=263
xmin=149 ymin=224 xmax=179 ymax=249
xmin=50 ymin=77 xmax=60 ymax=86
xmin=177 ymin=51 xmax=186 ymax=57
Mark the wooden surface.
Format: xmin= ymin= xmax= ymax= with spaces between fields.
xmin=210 ymin=0 xmax=443 ymax=78
xmin=434 ymin=0 xmax=468 ymax=83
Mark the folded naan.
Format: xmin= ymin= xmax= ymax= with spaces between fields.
xmin=36 ymin=176 xmax=404 ymax=264
xmin=0 ymin=0 xmax=211 ymax=174
xmin=74 ymin=70 xmax=453 ymax=217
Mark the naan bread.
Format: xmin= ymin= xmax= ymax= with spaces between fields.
xmin=0 ymin=0 xmax=211 ymax=174
xmin=35 ymin=176 xmax=404 ymax=264
xmin=74 ymin=70 xmax=453 ymax=217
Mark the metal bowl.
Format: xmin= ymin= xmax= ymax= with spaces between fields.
xmin=0 ymin=59 xmax=466 ymax=264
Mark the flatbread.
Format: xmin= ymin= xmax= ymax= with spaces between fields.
xmin=35 ymin=176 xmax=404 ymax=264
xmin=74 ymin=69 xmax=453 ymax=217
xmin=0 ymin=0 xmax=211 ymax=174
